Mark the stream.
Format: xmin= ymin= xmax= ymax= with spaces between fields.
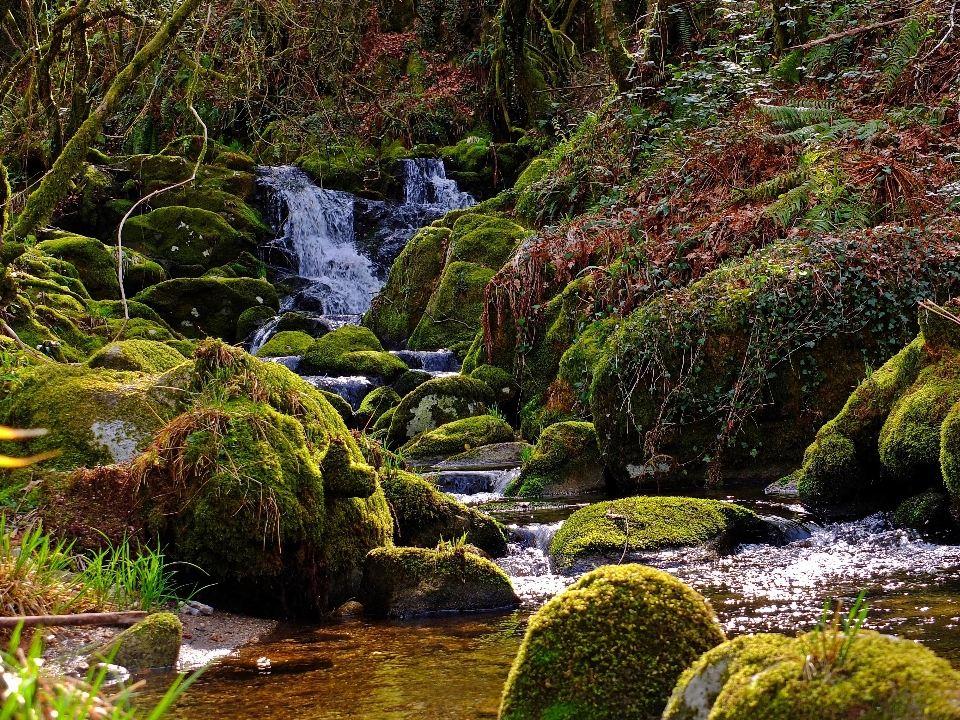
xmin=135 ymin=161 xmax=960 ymax=717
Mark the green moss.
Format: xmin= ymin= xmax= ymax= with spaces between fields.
xmin=470 ymin=364 xmax=519 ymax=403
xmin=167 ymin=339 xmax=197 ymax=357
xmin=387 ymin=376 xmax=496 ymax=447
xmin=409 ymin=261 xmax=494 ymax=350
xmin=302 ymin=326 xmax=407 ymax=380
xmin=879 ymin=376 xmax=960 ymax=479
xmin=373 ymin=406 xmax=397 ymax=433
xmin=318 ymin=389 xmax=355 ymax=427
xmin=87 ymin=339 xmax=187 ymax=373
xmin=36 ymin=235 xmax=120 ymax=300
xmin=500 ymin=564 xmax=725 ymax=720
xmin=256 ymin=330 xmax=315 ymax=357
xmin=447 ymin=215 xmax=526 ymax=269
xmin=549 ymin=496 xmax=765 ymax=572
xmin=122 ymin=256 xmax=166 ymax=295
xmin=133 ymin=277 xmax=279 ymax=342
xmin=358 ymin=546 xmax=517 ymax=618
xmin=122 ymin=206 xmax=257 ymax=275
xmin=401 ymin=415 xmax=515 ymax=460
xmin=893 ymin=492 xmax=957 ymax=536
xmin=393 ymin=369 xmax=433 ymax=397
xmin=356 ymin=386 xmax=401 ymax=429
xmin=380 ymin=470 xmax=507 ymax=555
xmin=275 ymin=311 xmax=329 ymax=336
xmin=507 ymin=421 xmax=603 ymax=497
xmin=363 ymin=226 xmax=449 ymax=348
xmin=664 ymin=631 xmax=960 ymax=720
xmin=236 ymin=306 xmax=277 ymax=341
xmin=513 ymin=156 xmax=552 ymax=193
xmin=78 ymin=165 xmax=116 ymax=232
xmin=148 ymin=186 xmax=270 ymax=238
xmin=94 ymin=612 xmax=182 ymax=670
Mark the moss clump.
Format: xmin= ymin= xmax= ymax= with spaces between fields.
xmin=256 ymin=330 xmax=315 ymax=358
xmin=87 ymin=339 xmax=187 ymax=373
xmin=358 ymin=546 xmax=518 ymax=619
xmin=893 ymin=492 xmax=957 ymax=537
xmin=36 ymin=235 xmax=119 ymax=300
xmin=447 ymin=215 xmax=526 ymax=269
xmin=380 ymin=470 xmax=507 ymax=556
xmin=363 ymin=225 xmax=449 ymax=348
xmin=664 ymin=631 xmax=960 ymax=720
xmin=94 ymin=612 xmax=182 ymax=670
xmin=401 ymin=415 xmax=515 ymax=461
xmin=302 ymin=326 xmax=407 ymax=380
xmin=275 ymin=311 xmax=330 ymax=337
xmin=236 ymin=306 xmax=277 ymax=341
xmin=408 ymin=261 xmax=495 ymax=350
xmin=393 ymin=369 xmax=433 ymax=397
xmin=470 ymin=364 xmax=519 ymax=403
xmin=0 ymin=364 xmax=176 ymax=471
xmin=133 ymin=277 xmax=279 ymax=342
xmin=549 ymin=496 xmax=767 ymax=573
xmin=147 ymin=186 xmax=270 ymax=238
xmin=122 ymin=256 xmax=166 ymax=295
xmin=387 ymin=376 xmax=496 ymax=447
xmin=356 ymin=386 xmax=401 ymax=429
xmin=122 ymin=206 xmax=257 ymax=276
xmin=500 ymin=564 xmax=725 ymax=720
xmin=507 ymin=421 xmax=603 ymax=497
xmin=513 ymin=156 xmax=552 ymax=193
xmin=373 ymin=406 xmax=397 ymax=433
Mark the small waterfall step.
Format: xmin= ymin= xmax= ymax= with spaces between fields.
xmin=302 ymin=375 xmax=382 ymax=410
xmin=263 ymin=356 xmax=301 ymax=373
xmin=391 ymin=349 xmax=461 ymax=373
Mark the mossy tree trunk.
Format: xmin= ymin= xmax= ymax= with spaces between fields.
xmin=3 ymin=0 xmax=203 ymax=244
xmin=63 ymin=14 xmax=91 ymax=145
xmin=595 ymin=0 xmax=632 ymax=92
xmin=771 ymin=0 xmax=810 ymax=52
xmin=0 ymin=159 xmax=9 ymax=237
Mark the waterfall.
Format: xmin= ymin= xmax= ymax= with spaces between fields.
xmin=401 ymin=159 xmax=475 ymax=209
xmin=258 ymin=166 xmax=382 ymax=315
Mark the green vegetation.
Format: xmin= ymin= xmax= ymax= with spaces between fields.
xmin=87 ymin=340 xmax=187 ymax=373
xmin=507 ymin=421 xmax=603 ymax=496
xmin=401 ymin=415 xmax=515 ymax=461
xmin=302 ymin=326 xmax=408 ymax=380
xmin=356 ymin=386 xmax=402 ymax=429
xmin=94 ymin=612 xmax=183 ymax=670
xmin=387 ymin=376 xmax=496 ymax=447
xmin=500 ymin=564 xmax=725 ymax=720
xmin=256 ymin=330 xmax=315 ymax=358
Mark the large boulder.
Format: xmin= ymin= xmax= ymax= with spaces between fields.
xmin=133 ymin=277 xmax=279 ymax=342
xmin=256 ymin=330 xmax=314 ymax=358
xmin=499 ymin=564 xmax=725 ymax=720
xmin=408 ymin=261 xmax=495 ymax=350
xmin=356 ymin=386 xmax=401 ymax=429
xmin=401 ymin=415 xmax=515 ymax=463
xmin=664 ymin=631 xmax=960 ymax=720
xmin=380 ymin=470 xmax=507 ymax=556
xmin=94 ymin=613 xmax=182 ymax=670
xmin=358 ymin=546 xmax=518 ymax=618
xmin=549 ymin=496 xmax=773 ymax=574
xmin=36 ymin=235 xmax=121 ymax=300
xmin=87 ymin=339 xmax=187 ymax=373
xmin=387 ymin=376 xmax=495 ymax=447
xmin=301 ymin=326 xmax=407 ymax=380
xmin=506 ymin=421 xmax=604 ymax=497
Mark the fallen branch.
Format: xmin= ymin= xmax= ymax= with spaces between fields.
xmin=788 ymin=17 xmax=911 ymax=51
xmin=0 ymin=611 xmax=147 ymax=628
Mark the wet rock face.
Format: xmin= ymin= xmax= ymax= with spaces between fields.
xmin=358 ymin=546 xmax=518 ymax=619
xmin=386 ymin=376 xmax=495 ymax=447
xmin=664 ymin=631 xmax=960 ymax=720
xmin=401 ymin=415 xmax=516 ymax=464
xmin=499 ymin=564 xmax=725 ymax=720
xmin=93 ymin=613 xmax=182 ymax=670
xmin=507 ymin=421 xmax=604 ymax=497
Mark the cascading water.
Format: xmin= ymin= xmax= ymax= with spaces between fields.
xmin=402 ymin=158 xmax=476 ymax=208
xmin=258 ymin=166 xmax=381 ymax=316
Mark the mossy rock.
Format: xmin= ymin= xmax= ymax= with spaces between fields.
xmin=393 ymin=369 xmax=433 ymax=398
xmin=356 ymin=386 xmax=401 ymax=429
xmin=507 ymin=421 xmax=604 ymax=497
xmin=148 ymin=186 xmax=270 ymax=238
xmin=364 ymin=226 xmax=450 ymax=348
xmin=358 ymin=546 xmax=518 ymax=619
xmin=167 ymin=339 xmax=197 ymax=357
xmin=236 ymin=306 xmax=277 ymax=341
xmin=122 ymin=257 xmax=166 ymax=295
xmin=0 ymin=365 xmax=179 ymax=471
xmin=87 ymin=339 xmax=188 ymax=373
xmin=122 ymin=206 xmax=257 ymax=276
xmin=401 ymin=415 xmax=515 ymax=462
xmin=513 ymin=156 xmax=552 ymax=193
xmin=500 ymin=564 xmax=725 ymax=720
xmin=408 ymin=262 xmax=494 ymax=350
xmin=36 ymin=235 xmax=120 ymax=300
xmin=256 ymin=330 xmax=315 ymax=358
xmin=664 ymin=631 xmax=960 ymax=720
xmin=102 ymin=318 xmax=175 ymax=343
xmin=275 ymin=311 xmax=330 ymax=337
xmin=387 ymin=376 xmax=496 ymax=447
xmin=549 ymin=496 xmax=772 ymax=574
xmin=94 ymin=613 xmax=181 ymax=670
xmin=893 ymin=491 xmax=958 ymax=537
xmin=302 ymin=326 xmax=407 ymax=380
xmin=470 ymin=364 xmax=519 ymax=403
xmin=373 ymin=406 xmax=397 ymax=433
xmin=380 ymin=470 xmax=507 ymax=556
xmin=316 ymin=389 xmax=355 ymax=428
xmin=447 ymin=214 xmax=526 ymax=269
xmin=133 ymin=277 xmax=279 ymax=342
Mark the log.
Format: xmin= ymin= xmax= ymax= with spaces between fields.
xmin=0 ymin=611 xmax=148 ymax=628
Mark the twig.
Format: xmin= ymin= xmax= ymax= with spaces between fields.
xmin=923 ymin=0 xmax=957 ymax=58
xmin=0 ymin=321 xmax=53 ymax=363
xmin=787 ymin=17 xmax=912 ymax=51
xmin=0 ymin=611 xmax=147 ymax=628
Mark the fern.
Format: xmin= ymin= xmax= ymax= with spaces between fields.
xmin=739 ymin=168 xmax=809 ymax=202
xmin=772 ymin=49 xmax=804 ymax=84
xmin=757 ymin=101 xmax=837 ymax=130
xmin=766 ymin=181 xmax=814 ymax=227
xmin=764 ymin=117 xmax=857 ymax=146
xmin=675 ymin=5 xmax=694 ymax=50
xmin=880 ymin=19 xmax=924 ymax=95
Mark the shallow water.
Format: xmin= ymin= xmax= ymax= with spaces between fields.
xmin=136 ymin=486 xmax=960 ymax=718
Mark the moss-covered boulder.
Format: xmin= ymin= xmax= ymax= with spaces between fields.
xmin=147 ymin=186 xmax=270 ymax=238
xmin=393 ymin=369 xmax=433 ymax=397
xmin=364 ymin=225 xmax=449 ymax=348
xmin=507 ymin=421 xmax=603 ymax=497
xmin=87 ymin=339 xmax=187 ymax=373
xmin=408 ymin=261 xmax=495 ymax=350
xmin=663 ymin=631 xmax=960 ymax=720
xmin=36 ymin=235 xmax=120 ymax=300
xmin=499 ymin=564 xmax=725 ymax=720
xmin=358 ymin=546 xmax=518 ymax=619
xmin=256 ymin=330 xmax=315 ymax=358
xmin=236 ymin=306 xmax=277 ymax=341
xmin=94 ymin=613 xmax=182 ymax=670
xmin=401 ymin=415 xmax=515 ymax=462
xmin=893 ymin=492 xmax=958 ymax=537
xmin=470 ymin=364 xmax=520 ymax=404
xmin=380 ymin=470 xmax=507 ymax=556
xmin=275 ymin=311 xmax=330 ymax=338
xmin=133 ymin=277 xmax=279 ymax=342
xmin=301 ymin=326 xmax=407 ymax=380
xmin=122 ymin=206 xmax=257 ymax=276
xmin=356 ymin=386 xmax=401 ymax=429
xmin=549 ymin=497 xmax=773 ymax=573
xmin=0 ymin=364 xmax=179 ymax=471
xmin=387 ymin=376 xmax=495 ymax=447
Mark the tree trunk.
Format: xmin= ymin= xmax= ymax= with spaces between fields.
xmin=63 ymin=15 xmax=91 ymax=144
xmin=3 ymin=0 xmax=203 ymax=244
xmin=596 ymin=0 xmax=631 ymax=92
xmin=0 ymin=159 xmax=9 ymax=237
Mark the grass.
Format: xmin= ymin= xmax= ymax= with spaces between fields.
xmin=520 ymin=444 xmax=535 ymax=465
xmin=798 ymin=589 xmax=869 ymax=680
xmin=0 ymin=518 xmax=85 ymax=617
xmin=0 ymin=625 xmax=201 ymax=719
